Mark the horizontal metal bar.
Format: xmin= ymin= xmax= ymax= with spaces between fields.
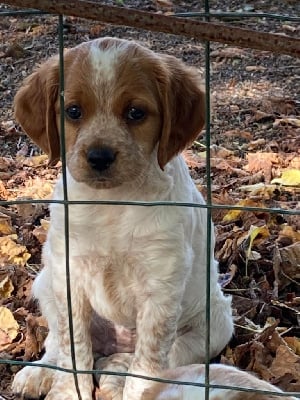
xmin=176 ymin=11 xmax=300 ymax=22
xmin=0 ymin=359 xmax=299 ymax=398
xmin=0 ymin=8 xmax=46 ymax=16
xmin=0 ymin=198 xmax=298 ymax=215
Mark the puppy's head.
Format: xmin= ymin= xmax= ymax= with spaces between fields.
xmin=14 ymin=37 xmax=205 ymax=189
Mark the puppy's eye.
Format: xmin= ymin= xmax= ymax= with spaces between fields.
xmin=126 ymin=107 xmax=146 ymax=122
xmin=65 ymin=105 xmax=82 ymax=120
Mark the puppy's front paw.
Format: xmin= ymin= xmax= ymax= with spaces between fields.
xmin=12 ymin=363 xmax=54 ymax=399
xmin=96 ymin=370 xmax=124 ymax=400
xmin=95 ymin=353 xmax=132 ymax=400
xmin=45 ymin=372 xmax=93 ymax=400
xmin=123 ymin=374 xmax=154 ymax=400
xmin=96 ymin=385 xmax=123 ymax=400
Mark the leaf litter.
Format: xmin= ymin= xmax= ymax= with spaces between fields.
xmin=0 ymin=0 xmax=299 ymax=398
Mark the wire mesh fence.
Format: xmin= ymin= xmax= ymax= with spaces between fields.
xmin=0 ymin=1 xmax=299 ymax=399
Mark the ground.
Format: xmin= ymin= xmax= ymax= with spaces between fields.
xmin=0 ymin=0 xmax=299 ymax=399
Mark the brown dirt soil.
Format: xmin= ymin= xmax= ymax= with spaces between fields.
xmin=0 ymin=1 xmax=299 ymax=399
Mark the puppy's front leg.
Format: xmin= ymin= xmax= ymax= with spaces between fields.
xmin=123 ymin=285 xmax=181 ymax=400
xmin=46 ymin=256 xmax=94 ymax=400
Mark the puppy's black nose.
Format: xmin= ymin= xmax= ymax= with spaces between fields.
xmin=87 ymin=147 xmax=116 ymax=172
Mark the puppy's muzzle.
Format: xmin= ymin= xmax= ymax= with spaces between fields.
xmin=87 ymin=147 xmax=117 ymax=172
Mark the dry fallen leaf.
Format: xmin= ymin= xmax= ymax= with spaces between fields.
xmin=210 ymin=47 xmax=246 ymax=59
xmin=252 ymin=110 xmax=274 ymax=122
xmin=0 ymin=235 xmax=31 ymax=267
xmin=245 ymin=65 xmax=266 ymax=72
xmin=0 ymin=275 xmax=14 ymax=299
xmin=16 ymin=277 xmax=33 ymax=302
xmin=233 ymin=322 xmax=280 ymax=381
xmin=246 ymin=138 xmax=266 ymax=151
xmin=244 ymin=153 xmax=279 ymax=183
xmin=279 ymin=226 xmax=300 ymax=243
xmin=282 ymin=24 xmax=298 ymax=33
xmin=210 ymin=145 xmax=234 ymax=158
xmin=246 ymin=225 xmax=270 ymax=254
xmin=182 ymin=150 xmax=205 ymax=168
xmin=0 ymin=212 xmax=14 ymax=235
xmin=273 ymin=117 xmax=300 ymax=128
xmin=90 ymin=24 xmax=106 ymax=37
xmin=270 ymin=344 xmax=300 ymax=386
xmin=290 ymin=156 xmax=300 ymax=170
xmin=18 ymin=154 xmax=49 ymax=167
xmin=0 ymin=180 xmax=8 ymax=200
xmin=239 ymin=183 xmax=279 ymax=199
xmin=0 ymin=306 xmax=19 ymax=351
xmin=223 ymin=199 xmax=265 ymax=222
xmin=284 ymin=337 xmax=300 ymax=356
xmin=223 ymin=129 xmax=253 ymax=140
xmin=16 ymin=199 xmax=36 ymax=220
xmin=249 ymin=152 xmax=272 ymax=172
xmin=218 ymin=264 xmax=237 ymax=288
xmin=271 ymin=169 xmax=300 ymax=186
xmin=3 ymin=43 xmax=26 ymax=59
xmin=279 ymin=241 xmax=300 ymax=284
xmin=216 ymin=237 xmax=234 ymax=261
xmin=0 ymin=157 xmax=14 ymax=171
xmin=18 ymin=177 xmax=54 ymax=199
xmin=244 ymin=225 xmax=269 ymax=276
xmin=23 ymin=314 xmax=48 ymax=361
xmin=32 ymin=219 xmax=50 ymax=244
xmin=268 ymin=97 xmax=298 ymax=115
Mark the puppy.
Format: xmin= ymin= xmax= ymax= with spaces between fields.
xmin=12 ymin=37 xmax=233 ymax=400
xmin=96 ymin=355 xmax=298 ymax=400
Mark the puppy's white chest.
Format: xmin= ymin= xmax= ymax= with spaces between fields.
xmin=50 ymin=202 xmax=134 ymax=255
xmin=83 ymin=253 xmax=138 ymax=326
xmin=48 ymin=208 xmax=144 ymax=325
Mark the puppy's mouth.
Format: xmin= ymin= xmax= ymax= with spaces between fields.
xmin=72 ymin=171 xmax=122 ymax=189
xmin=83 ymin=176 xmax=120 ymax=189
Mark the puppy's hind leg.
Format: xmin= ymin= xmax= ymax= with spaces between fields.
xmin=168 ymin=295 xmax=233 ymax=367
xmin=12 ymin=266 xmax=58 ymax=399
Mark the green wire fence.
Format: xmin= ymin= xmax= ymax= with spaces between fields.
xmin=0 ymin=1 xmax=299 ymax=400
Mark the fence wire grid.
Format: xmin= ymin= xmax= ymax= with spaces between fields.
xmin=0 ymin=1 xmax=299 ymax=400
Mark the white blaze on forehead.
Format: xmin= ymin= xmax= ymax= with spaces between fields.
xmin=89 ymin=40 xmax=124 ymax=84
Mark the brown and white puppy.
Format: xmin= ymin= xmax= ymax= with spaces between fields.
xmin=12 ymin=38 xmax=233 ymax=400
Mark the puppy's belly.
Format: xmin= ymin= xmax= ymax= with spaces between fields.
xmin=91 ymin=313 xmax=136 ymax=356
xmin=90 ymin=314 xmax=192 ymax=358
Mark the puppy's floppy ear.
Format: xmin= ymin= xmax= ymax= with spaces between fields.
xmin=157 ymin=55 xmax=205 ymax=169
xmin=14 ymin=56 xmax=60 ymax=165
